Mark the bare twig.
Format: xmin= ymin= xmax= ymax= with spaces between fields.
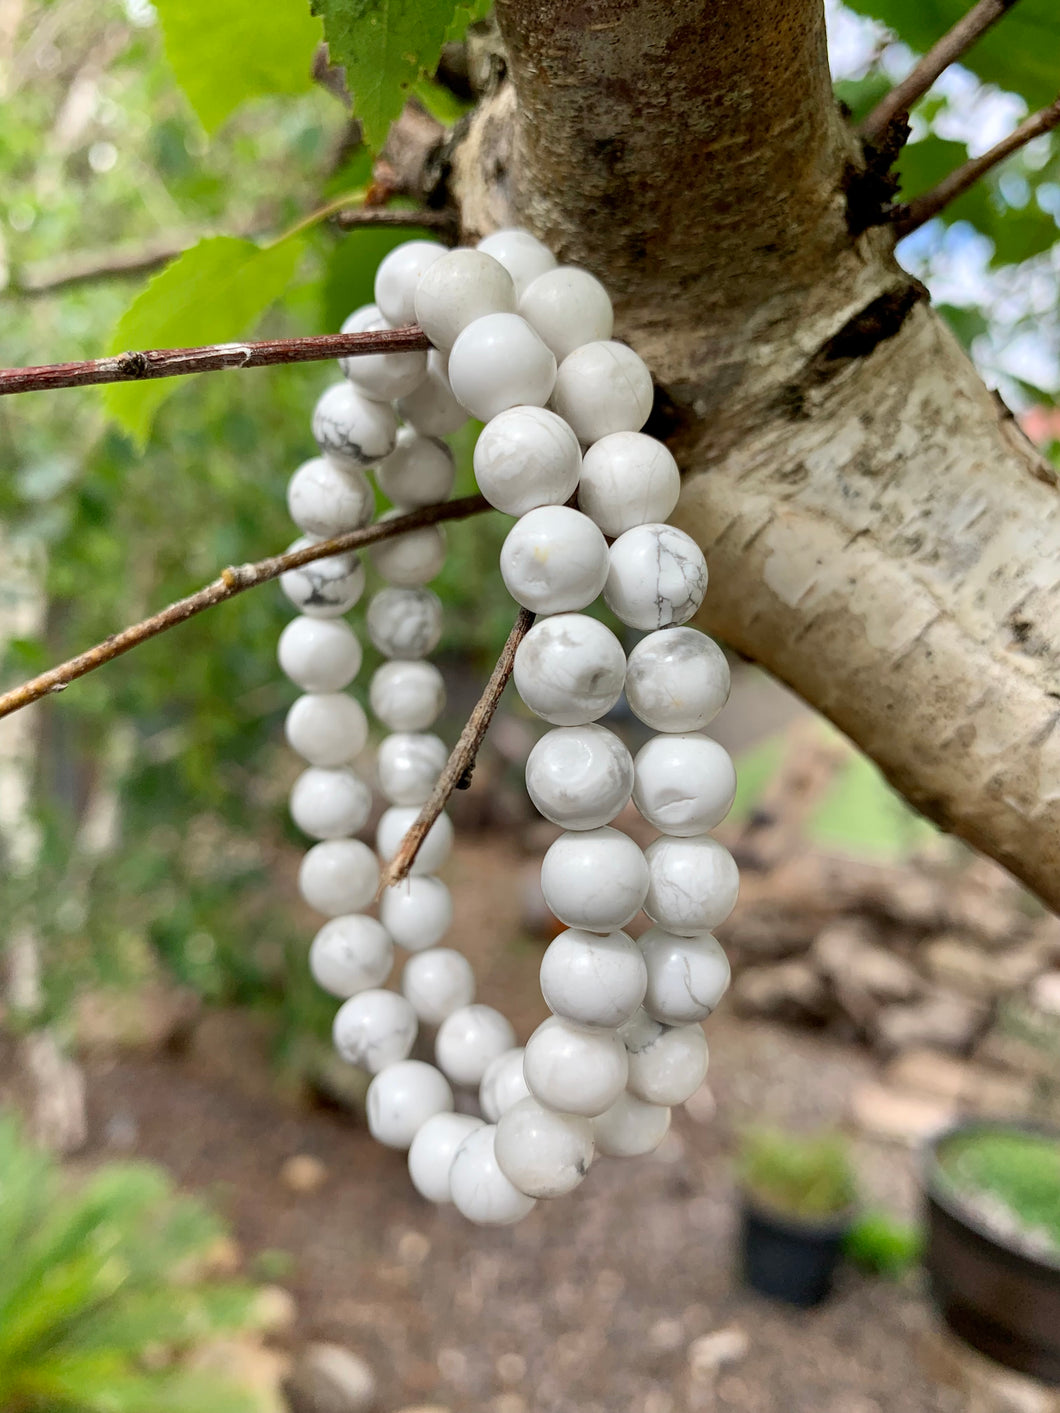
xmin=377 ymin=608 xmax=536 ymax=895
xmin=14 ymin=238 xmax=204 ymax=297
xmin=334 ymin=206 xmax=458 ymax=239
xmin=0 ymin=496 xmax=491 ymax=721
xmin=893 ymin=95 xmax=1060 ymax=237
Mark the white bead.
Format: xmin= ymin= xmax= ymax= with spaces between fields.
xmin=540 ymin=829 xmax=649 ymax=931
xmin=370 ymin=660 xmax=446 ymax=731
xmin=644 ymin=835 xmax=740 ymax=934
xmin=479 ymin=1047 xmax=530 ymax=1121
xmin=539 ymin=926 xmax=647 ymax=1028
xmin=289 ymin=766 xmax=372 ymax=839
xmin=620 ymin=1008 xmax=709 ymax=1105
xmin=500 ymin=506 xmax=608 ymax=615
xmin=287 ymin=457 xmax=374 ymax=538
xmin=333 ymin=989 xmax=418 ymax=1074
xmin=472 ymin=405 xmax=582 ymax=516
xmin=298 ymin=839 xmax=379 ymax=916
xmin=366 ymin=1059 xmax=453 ymax=1149
xmin=495 ymin=1096 xmax=594 ymax=1198
xmin=338 ymin=302 xmax=428 ymax=400
xmin=578 ymin=432 xmax=680 ymax=537
xmin=285 ymin=693 xmax=368 ymax=767
xmin=593 ymin=1092 xmax=671 ymax=1158
xmin=604 ymin=524 xmax=708 ymax=630
xmin=413 ymin=249 xmax=516 ymax=351
xmin=312 ymin=381 xmax=398 ymax=468
xmin=519 ymin=267 xmax=614 ymax=361
xmin=638 ymin=928 xmax=730 ymax=1025
xmin=624 ymin=628 xmax=730 ymax=733
xmin=278 ymin=616 xmax=362 ymax=692
xmin=477 ymin=229 xmax=557 ymax=298
xmin=513 ymin=614 xmax=626 ymax=726
xmin=367 ymin=587 xmax=443 ymax=659
xmin=309 ymin=915 xmax=394 ymax=998
xmin=375 ymin=241 xmax=446 ymax=325
xmin=525 ymin=725 xmax=633 ymax=830
xmin=376 ymin=807 xmax=453 ymax=875
xmin=280 ymin=538 xmax=365 ymax=619
xmin=379 ymin=875 xmax=453 ymax=950
xmin=449 ymin=1124 xmax=536 ymax=1225
xmin=377 ymin=732 xmax=447 ymax=806
xmin=376 ymin=428 xmax=455 ymax=508
xmin=402 ymin=947 xmax=476 ymax=1024
xmin=370 ymin=512 xmax=446 ymax=587
xmin=435 ymin=1004 xmax=516 ymax=1087
xmin=522 ymin=1016 xmax=628 ymax=1117
xmin=448 ymin=314 xmax=557 ymax=422
xmin=408 ymin=1111 xmax=484 ymax=1203
xmin=551 ymin=341 xmax=653 ymax=444
xmin=397 ymin=349 xmax=467 ymax=437
xmin=632 ymin=733 xmax=736 ymax=835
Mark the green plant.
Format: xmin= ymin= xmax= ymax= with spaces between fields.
xmin=844 ymin=1210 xmax=923 ymax=1277
xmin=0 ymin=1114 xmax=269 ymax=1413
xmin=738 ymin=1127 xmax=857 ymax=1220
xmin=938 ymin=1128 xmax=1060 ymax=1252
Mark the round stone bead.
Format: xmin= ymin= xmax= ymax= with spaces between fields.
xmin=539 ymin=927 xmax=647 ymax=1028
xmin=525 ymin=724 xmax=633 ymax=830
xmin=370 ymin=513 xmax=446 ymax=587
xmin=376 ymin=428 xmax=455 ymax=509
xmin=500 ymin=505 xmax=608 ymax=615
xmin=519 ymin=267 xmax=614 ymax=361
xmin=472 ymin=405 xmax=582 ymax=516
xmin=523 ymin=1016 xmax=628 ymax=1117
xmin=551 ymin=341 xmax=653 ymax=444
xmin=380 ymin=875 xmax=453 ymax=951
xmin=289 ymin=766 xmax=372 ymax=840
xmin=370 ymin=660 xmax=446 ymax=732
xmin=495 ymin=1096 xmax=594 ymax=1198
xmin=578 ymin=432 xmax=680 ymax=537
xmin=397 ymin=349 xmax=467 ymax=437
xmin=449 ymin=1123 xmax=536 ymax=1225
xmin=638 ymin=928 xmax=731 ymax=1026
xmin=593 ymin=1092 xmax=672 ymax=1158
xmin=376 ymin=807 xmax=453 ymax=876
xmin=414 ymin=249 xmax=517 ymax=351
xmin=374 ymin=240 xmax=446 ymax=325
xmin=338 ymin=302 xmax=428 ymax=400
xmin=366 ymin=1059 xmax=453 ymax=1150
xmin=377 ymin=732 xmax=447 ymax=806
xmin=280 ymin=539 xmax=365 ymax=619
xmin=540 ymin=829 xmax=649 ymax=931
xmin=408 ymin=1111 xmax=484 ymax=1203
xmin=287 ymin=457 xmax=374 ymax=539
xmin=477 ymin=229 xmax=557 ymax=298
xmin=624 ymin=628 xmax=730 ymax=733
xmin=448 ymin=314 xmax=557 ymax=422
xmin=312 ymin=381 xmax=398 ymax=468
xmin=298 ymin=839 xmax=379 ymax=916
xmin=435 ymin=1004 xmax=516 ymax=1087
xmin=644 ymin=835 xmax=740 ymax=934
xmin=367 ymin=587 xmax=443 ymax=659
xmin=479 ymin=1047 xmax=530 ymax=1122
xmin=278 ymin=616 xmax=362 ymax=693
xmin=513 ymin=614 xmax=626 ymax=726
xmin=401 ymin=947 xmax=476 ymax=1024
xmin=604 ymin=524 xmax=708 ymax=631
xmin=620 ymin=1008 xmax=709 ymax=1106
xmin=632 ymin=733 xmax=737 ymax=836
xmin=333 ymin=989 xmax=418 ymax=1074
xmin=309 ymin=915 xmax=394 ymax=998
xmin=285 ymin=692 xmax=368 ymax=767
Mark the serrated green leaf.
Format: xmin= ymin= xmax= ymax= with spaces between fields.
xmin=894 ymin=134 xmax=968 ymax=198
xmin=445 ymin=0 xmax=493 ymax=43
xmin=103 ymin=237 xmax=303 ymax=446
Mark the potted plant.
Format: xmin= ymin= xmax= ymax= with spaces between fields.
xmin=925 ymin=1120 xmax=1060 ymax=1383
xmin=737 ymin=1127 xmax=857 ymax=1307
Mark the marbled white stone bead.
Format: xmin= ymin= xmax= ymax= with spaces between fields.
xmin=333 ymin=989 xmax=418 ymax=1074
xmin=370 ymin=660 xmax=446 ymax=732
xmin=638 ymin=927 xmax=731 ymax=1026
xmin=309 ymin=915 xmax=394 ymax=998
xmin=376 ymin=428 xmax=455 ymax=509
xmin=519 ymin=266 xmax=614 ymax=361
xmin=479 ymin=1047 xmax=530 ymax=1122
xmin=495 ymin=1095 xmax=594 ymax=1198
xmin=540 ymin=829 xmax=649 ymax=932
xmin=377 ymin=731 xmax=447 ymax=806
xmin=370 ymin=513 xmax=446 ymax=587
xmin=620 ymin=1008 xmax=709 ymax=1106
xmin=524 ymin=724 xmax=633 ymax=830
xmin=401 ymin=947 xmax=476 ymax=1024
xmin=500 ymin=505 xmax=609 ymax=614
xmin=435 ymin=1004 xmax=516 ymax=1087
xmin=311 ymin=381 xmax=398 ymax=468
xmin=472 ymin=404 xmax=582 ymax=516
xmin=448 ymin=313 xmax=557 ymax=422
xmin=449 ymin=1123 xmax=536 ymax=1225
xmin=374 ymin=240 xmax=446 ymax=325
xmin=522 ymin=1015 xmax=628 ymax=1117
xmin=643 ymin=834 xmax=740 ymax=934
xmin=367 ymin=587 xmax=444 ymax=659
xmin=289 ymin=765 xmax=372 ymax=840
xmin=376 ymin=806 xmax=454 ymax=875
xmin=278 ymin=616 xmax=362 ymax=692
xmin=287 ymin=457 xmax=374 ymax=538
xmin=284 ymin=692 xmax=368 ymax=767
xmin=366 ymin=1059 xmax=453 ymax=1149
xmin=397 ymin=349 xmax=467 ymax=437
xmin=379 ymin=875 xmax=453 ymax=951
xmin=408 ymin=1111 xmax=484 ymax=1203
xmin=632 ymin=732 xmax=737 ymax=835
xmin=298 ymin=839 xmax=379 ymax=916
xmin=593 ymin=1092 xmax=671 ymax=1158
xmin=513 ymin=613 xmax=626 ymax=726
xmin=338 ymin=302 xmax=428 ymax=400
xmin=539 ymin=926 xmax=647 ymax=1028
xmin=604 ymin=523 xmax=708 ymax=630
xmin=624 ymin=627 xmax=730 ymax=733
xmin=414 ymin=249 xmax=517 ymax=351
xmin=550 ymin=340 xmax=653 ymax=444
xmin=280 ymin=538 xmax=365 ymax=619
xmin=477 ymin=228 xmax=557 ymax=298
xmin=577 ymin=431 xmax=680 ymax=537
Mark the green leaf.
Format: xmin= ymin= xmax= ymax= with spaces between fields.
xmin=322 ymin=222 xmax=443 ymax=329
xmin=808 ymin=751 xmax=937 ymax=859
xmin=894 ymin=135 xmax=967 ymax=199
xmin=153 ymin=0 xmax=322 ymax=133
xmin=103 ymin=237 xmax=303 ymax=446
xmin=445 ymin=0 xmax=493 ymax=43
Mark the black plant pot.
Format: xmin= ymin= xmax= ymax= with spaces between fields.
xmin=740 ymin=1196 xmax=852 ymax=1308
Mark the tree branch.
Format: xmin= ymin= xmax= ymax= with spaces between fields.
xmin=0 ymin=495 xmax=490 ymax=721
xmin=14 ymin=237 xmax=202 ymax=297
xmin=376 ymin=607 xmax=535 ymax=895
xmin=334 ymin=206 xmax=458 ymax=241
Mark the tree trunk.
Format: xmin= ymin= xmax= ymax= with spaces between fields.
xmin=450 ymin=0 xmax=1060 ymax=912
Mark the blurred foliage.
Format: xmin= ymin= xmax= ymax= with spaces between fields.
xmin=844 ymin=1210 xmax=923 ymax=1276
xmin=938 ymin=1127 xmax=1060 ymax=1250
xmin=738 ymin=1127 xmax=857 ymax=1220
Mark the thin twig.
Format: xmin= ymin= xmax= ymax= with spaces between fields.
xmin=861 ymin=0 xmax=1021 ymax=146
xmin=334 ymin=206 xmax=459 ymax=241
xmin=376 ymin=608 xmax=536 ymax=895
xmin=893 ymin=95 xmax=1060 ymax=237
xmin=0 ymin=496 xmax=490 ymax=722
